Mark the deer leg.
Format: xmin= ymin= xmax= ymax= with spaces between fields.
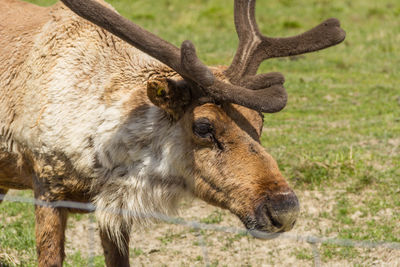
xmin=34 ymin=202 xmax=68 ymax=267
xmin=0 ymin=188 xmax=8 ymax=204
xmin=100 ymin=228 xmax=130 ymax=267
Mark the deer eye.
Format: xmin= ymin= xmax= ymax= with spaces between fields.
xmin=193 ymin=118 xmax=214 ymax=139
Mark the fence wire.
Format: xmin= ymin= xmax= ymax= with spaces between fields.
xmin=1 ymin=193 xmax=399 ymax=266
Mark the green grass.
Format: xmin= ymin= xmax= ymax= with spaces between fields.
xmin=200 ymin=210 xmax=224 ymax=224
xmin=0 ymin=191 xmax=36 ymax=266
xmin=1 ymin=0 xmax=400 ymax=265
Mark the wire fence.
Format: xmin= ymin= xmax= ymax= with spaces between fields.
xmin=1 ymin=193 xmax=400 ymax=266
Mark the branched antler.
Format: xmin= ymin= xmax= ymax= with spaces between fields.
xmin=61 ymin=0 xmax=345 ymax=113
xmin=220 ymin=0 xmax=346 ymax=112
xmin=225 ymin=0 xmax=346 ymax=81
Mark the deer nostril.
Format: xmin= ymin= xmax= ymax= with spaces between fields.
xmin=264 ymin=205 xmax=283 ymax=229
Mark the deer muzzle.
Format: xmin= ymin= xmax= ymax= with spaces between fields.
xmin=252 ymin=190 xmax=300 ymax=234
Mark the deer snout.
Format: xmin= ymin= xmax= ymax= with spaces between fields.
xmin=254 ymin=190 xmax=300 ymax=233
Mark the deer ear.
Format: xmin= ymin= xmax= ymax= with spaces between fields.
xmin=147 ymin=78 xmax=191 ymax=120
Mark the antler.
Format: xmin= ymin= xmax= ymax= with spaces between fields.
xmin=225 ymin=0 xmax=346 ymax=83
xmin=60 ymin=0 xmax=345 ymax=113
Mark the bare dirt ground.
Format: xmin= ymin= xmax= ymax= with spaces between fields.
xmin=65 ymin=189 xmax=400 ymax=266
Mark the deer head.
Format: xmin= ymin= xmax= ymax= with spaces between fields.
xmin=61 ymin=0 xmax=345 ymax=234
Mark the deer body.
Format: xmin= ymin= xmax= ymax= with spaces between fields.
xmin=0 ymin=0 xmax=345 ymax=266
xmin=1 ymin=2 xmax=192 ymax=264
xmin=1 ymin=0 xmax=180 ymax=199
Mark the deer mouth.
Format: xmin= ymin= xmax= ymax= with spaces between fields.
xmin=240 ymin=190 xmax=300 ymax=238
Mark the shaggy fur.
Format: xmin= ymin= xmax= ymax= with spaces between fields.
xmin=0 ymin=0 xmax=192 ymax=247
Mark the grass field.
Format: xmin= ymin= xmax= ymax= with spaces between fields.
xmin=1 ymin=0 xmax=399 ymax=266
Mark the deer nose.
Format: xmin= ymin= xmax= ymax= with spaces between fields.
xmin=255 ymin=190 xmax=300 ymax=232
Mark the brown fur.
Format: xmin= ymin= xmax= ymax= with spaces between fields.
xmin=100 ymin=228 xmax=130 ymax=267
xmin=34 ymin=205 xmax=68 ymax=267
xmin=0 ymin=0 xmax=50 ymax=67
xmin=185 ymin=104 xmax=289 ymax=217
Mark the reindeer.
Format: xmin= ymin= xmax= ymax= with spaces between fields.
xmin=0 ymin=0 xmax=345 ymax=266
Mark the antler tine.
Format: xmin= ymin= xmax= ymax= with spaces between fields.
xmin=225 ymin=0 xmax=262 ymax=82
xmin=225 ymin=0 xmax=346 ymax=81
